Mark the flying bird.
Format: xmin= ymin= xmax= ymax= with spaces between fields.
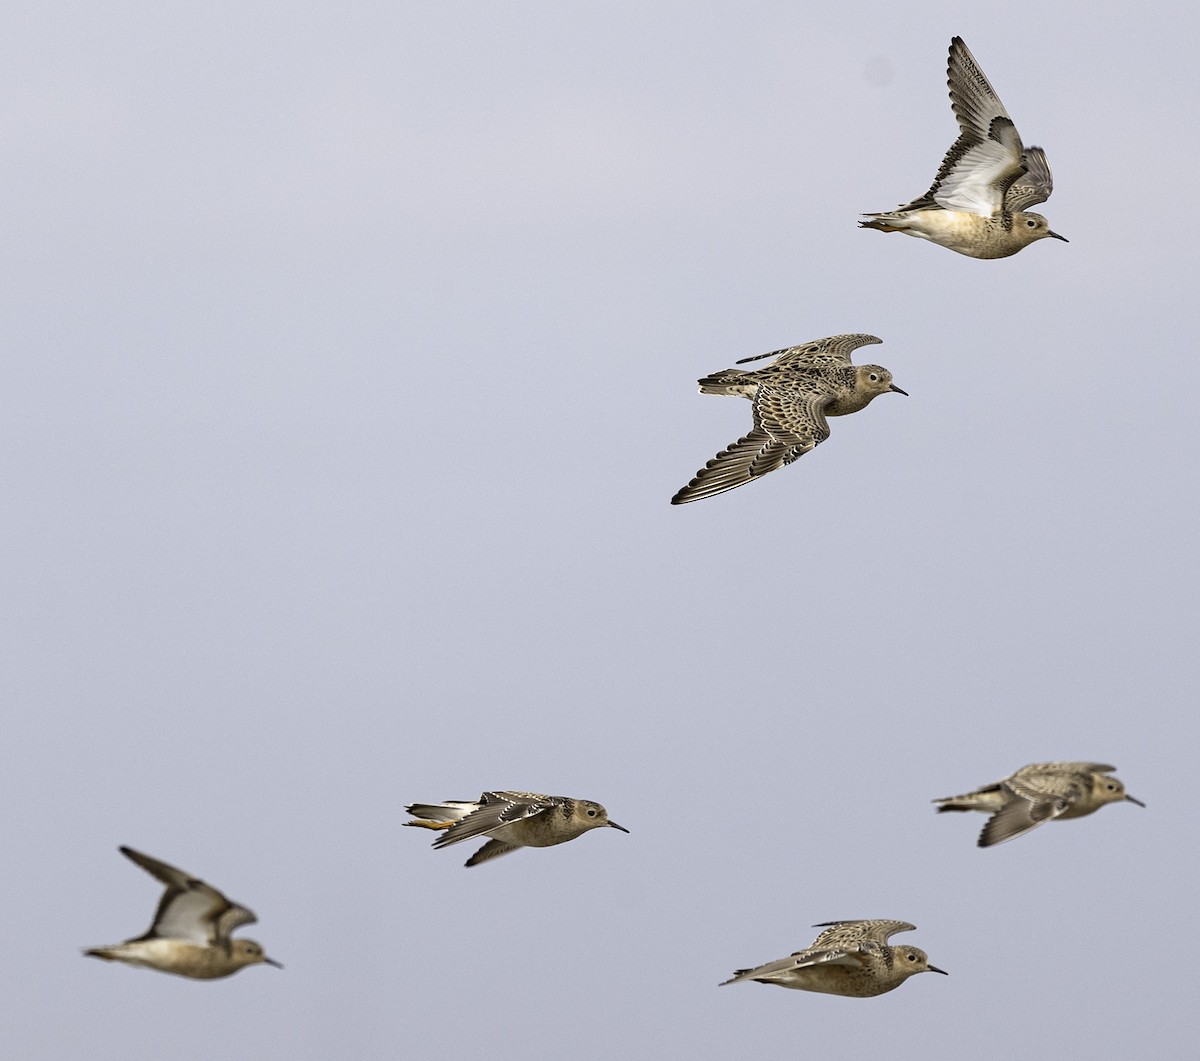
xmin=671 ymin=333 xmax=905 ymax=505
xmin=405 ymin=790 xmax=629 ymax=867
xmin=721 ymin=920 xmax=946 ymax=996
xmin=861 ymin=36 xmax=1066 ymax=257
xmin=84 ymin=846 xmax=281 ymax=979
xmin=934 ymin=761 xmax=1144 ymax=846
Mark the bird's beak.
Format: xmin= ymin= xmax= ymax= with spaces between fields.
xmin=1049 ymin=231 xmax=1068 ymax=242
xmin=1125 ymin=795 xmax=1146 ymax=808
xmin=889 ymin=384 xmax=908 ymax=396
xmin=608 ymin=821 xmax=630 ymax=833
xmin=928 ymin=965 xmax=949 ymax=975
xmin=264 ymin=957 xmax=284 ymax=969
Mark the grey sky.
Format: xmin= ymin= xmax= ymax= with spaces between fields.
xmin=3 ymin=2 xmax=1196 ymax=1058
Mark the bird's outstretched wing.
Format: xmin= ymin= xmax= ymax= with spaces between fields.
xmin=671 ymin=384 xmax=832 ymax=504
xmin=811 ymin=920 xmax=916 ymax=948
xmin=896 ymin=37 xmax=1030 ymax=216
xmin=735 ymin=334 xmax=882 ymax=368
xmin=121 ymin=846 xmax=256 ymax=947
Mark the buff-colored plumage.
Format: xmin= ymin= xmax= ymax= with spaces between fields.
xmin=84 ymin=847 xmax=281 ymax=979
xmin=935 ymin=761 xmax=1144 ymax=846
xmin=721 ymin=920 xmax=946 ymax=997
xmin=672 ymin=334 xmax=905 ymax=504
xmin=861 ymin=37 xmax=1067 ymax=257
xmin=405 ymin=790 xmax=628 ymax=866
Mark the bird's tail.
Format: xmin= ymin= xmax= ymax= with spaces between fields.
xmin=403 ymin=801 xmax=475 ymax=828
xmin=859 ymin=214 xmax=909 ymax=233
xmin=932 ymin=794 xmax=985 ymax=813
xmin=696 ymin=369 xmax=751 ymax=396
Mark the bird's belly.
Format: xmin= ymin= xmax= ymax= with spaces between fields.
xmin=786 ymin=966 xmax=890 ymax=997
xmin=485 ymin=820 xmax=558 ymax=848
xmin=907 ymin=210 xmax=1017 ymax=259
xmin=110 ymin=939 xmax=228 ymax=978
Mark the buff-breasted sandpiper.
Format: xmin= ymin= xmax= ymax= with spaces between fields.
xmin=671 ymin=333 xmax=905 ymax=505
xmin=404 ymin=790 xmax=629 ymax=867
xmin=934 ymin=761 xmax=1144 ymax=847
xmin=84 ymin=846 xmax=282 ymax=979
xmin=860 ymin=37 xmax=1067 ymax=258
xmin=720 ymin=920 xmax=946 ymax=996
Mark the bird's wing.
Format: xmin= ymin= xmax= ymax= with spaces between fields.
xmin=431 ymin=792 xmax=555 ymax=849
xmin=720 ymin=947 xmax=863 ymax=985
xmin=120 ymin=847 xmax=253 ymax=946
xmin=1006 ymin=770 xmax=1087 ymax=805
xmin=946 ymin=37 xmax=1012 ymax=141
xmin=120 ymin=846 xmax=193 ymax=891
xmin=670 ymin=383 xmax=832 ymax=504
xmin=929 ymin=124 xmax=1026 ymax=215
xmin=977 ymin=767 xmax=1102 ymax=846
xmin=978 ymin=792 xmax=1071 ymax=847
xmin=464 ymin=840 xmax=522 ymax=867
xmin=895 ymin=39 xmax=1027 ymax=216
xmin=895 ymin=122 xmax=1026 ymax=215
xmin=1004 ymin=146 xmax=1054 ymax=210
xmin=811 ymin=920 xmax=916 ymax=947
xmin=1014 ymin=761 xmax=1116 ymax=777
xmin=736 ymin=334 xmax=881 ymax=368
xmin=753 ymin=384 xmax=832 ymax=456
xmin=213 ymin=902 xmax=259 ymax=946
xmin=671 ymin=428 xmax=808 ymax=504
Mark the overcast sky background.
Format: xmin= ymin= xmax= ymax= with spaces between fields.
xmin=3 ymin=2 xmax=1196 ymax=1058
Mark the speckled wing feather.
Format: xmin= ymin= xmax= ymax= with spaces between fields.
xmin=1005 ymin=146 xmax=1053 ymax=210
xmin=670 ymin=428 xmax=796 ymax=504
xmin=1013 ymin=761 xmax=1116 ymax=778
xmin=810 ymin=920 xmax=916 ymax=948
xmin=946 ymin=37 xmax=1011 ymax=140
xmin=752 ymin=385 xmax=832 ymax=464
xmin=1006 ymin=772 xmax=1083 ymax=802
xmin=671 ymin=385 xmax=832 ymax=504
xmin=430 ymin=792 xmax=556 ymax=849
xmin=735 ymin=333 xmax=882 ymax=368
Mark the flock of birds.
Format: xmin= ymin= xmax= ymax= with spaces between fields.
xmin=86 ymin=759 xmax=1141 ymax=991
xmin=85 ymin=38 xmax=1144 ymax=1000
xmin=672 ymin=35 xmax=1067 ymax=506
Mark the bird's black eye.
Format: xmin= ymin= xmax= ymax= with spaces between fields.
xmin=907 ymin=953 xmax=916 ymax=962
xmin=869 ymin=373 xmax=879 ymax=381
xmin=587 ymin=808 xmax=597 ymax=817
xmin=1106 ymin=783 xmax=1117 ymax=791
xmin=1026 ymin=219 xmax=1036 ymax=227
